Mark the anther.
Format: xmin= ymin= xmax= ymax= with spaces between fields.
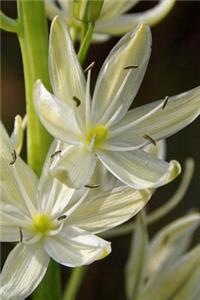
xmin=85 ymin=184 xmax=100 ymax=189
xmin=124 ymin=65 xmax=138 ymax=70
xmin=84 ymin=61 xmax=95 ymax=73
xmin=143 ymin=134 xmax=157 ymax=146
xmin=57 ymin=215 xmax=67 ymax=221
xmin=51 ymin=150 xmax=62 ymax=159
xmin=162 ymin=96 xmax=169 ymax=109
xmin=72 ymin=96 xmax=81 ymax=107
xmin=19 ymin=228 xmax=23 ymax=242
xmin=10 ymin=150 xmax=17 ymax=165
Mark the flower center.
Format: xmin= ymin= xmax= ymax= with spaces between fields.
xmin=85 ymin=125 xmax=108 ymax=151
xmin=32 ymin=214 xmax=55 ymax=236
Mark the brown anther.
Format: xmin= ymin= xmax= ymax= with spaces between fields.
xmin=85 ymin=184 xmax=100 ymax=189
xmin=84 ymin=61 xmax=95 ymax=73
xmin=143 ymin=134 xmax=157 ymax=146
xmin=162 ymin=96 xmax=169 ymax=109
xmin=51 ymin=150 xmax=62 ymax=159
xmin=10 ymin=150 xmax=17 ymax=165
xmin=57 ymin=215 xmax=67 ymax=221
xmin=72 ymin=96 xmax=81 ymax=107
xmin=19 ymin=228 xmax=23 ymax=242
xmin=124 ymin=65 xmax=138 ymax=70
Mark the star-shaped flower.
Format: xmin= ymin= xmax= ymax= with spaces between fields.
xmin=34 ymin=17 xmax=200 ymax=189
xmin=46 ymin=0 xmax=176 ymax=41
xmin=0 ymin=121 xmax=152 ymax=299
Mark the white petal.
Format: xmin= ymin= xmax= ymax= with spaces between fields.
xmin=50 ymin=145 xmax=97 ymax=188
xmin=34 ymin=80 xmax=81 ymax=144
xmin=0 ymin=243 xmax=49 ymax=300
xmin=112 ymin=86 xmax=200 ymax=144
xmin=0 ymin=122 xmax=38 ymax=213
xmin=66 ymin=186 xmax=152 ymax=234
xmin=49 ymin=16 xmax=86 ymax=126
xmin=45 ymin=226 xmax=111 ymax=267
xmin=91 ymin=24 xmax=151 ymax=125
xmin=141 ymin=245 xmax=200 ymax=300
xmin=97 ymin=149 xmax=181 ymax=189
xmin=100 ymin=0 xmax=139 ymax=21
xmin=146 ymin=213 xmax=200 ymax=281
xmin=10 ymin=115 xmax=23 ymax=155
xmin=0 ymin=226 xmax=20 ymax=242
xmin=144 ymin=140 xmax=166 ymax=160
xmin=125 ymin=214 xmax=149 ymax=300
xmin=96 ymin=0 xmax=175 ymax=34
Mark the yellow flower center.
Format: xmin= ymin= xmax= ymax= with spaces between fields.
xmin=85 ymin=125 xmax=108 ymax=150
xmin=32 ymin=214 xmax=55 ymax=236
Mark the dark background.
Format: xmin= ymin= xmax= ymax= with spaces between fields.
xmin=1 ymin=1 xmax=200 ymax=299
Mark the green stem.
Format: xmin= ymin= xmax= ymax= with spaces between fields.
xmin=0 ymin=11 xmax=19 ymax=33
xmin=103 ymin=158 xmax=195 ymax=239
xmin=17 ymin=0 xmax=52 ymax=176
xmin=16 ymin=1 xmax=60 ymax=299
xmin=63 ymin=267 xmax=88 ymax=300
xmin=78 ymin=22 xmax=94 ymax=64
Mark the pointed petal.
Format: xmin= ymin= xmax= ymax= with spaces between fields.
xmin=96 ymin=0 xmax=175 ymax=34
xmin=49 ymin=16 xmax=86 ymax=126
xmin=112 ymin=86 xmax=200 ymax=144
xmin=34 ymin=80 xmax=81 ymax=144
xmin=67 ymin=186 xmax=152 ymax=234
xmin=0 ymin=243 xmax=49 ymax=300
xmin=0 ymin=121 xmax=38 ymax=212
xmin=97 ymin=149 xmax=181 ymax=189
xmin=91 ymin=24 xmax=151 ymax=125
xmin=100 ymin=0 xmax=140 ymax=21
xmin=50 ymin=145 xmax=97 ymax=188
xmin=145 ymin=213 xmax=200 ymax=280
xmin=45 ymin=226 xmax=111 ymax=267
xmin=10 ymin=115 xmax=23 ymax=155
xmin=125 ymin=213 xmax=149 ymax=300
xmin=141 ymin=245 xmax=200 ymax=300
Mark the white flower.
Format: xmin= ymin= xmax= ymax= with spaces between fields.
xmin=34 ymin=17 xmax=200 ymax=189
xmin=126 ymin=213 xmax=200 ymax=300
xmin=46 ymin=0 xmax=176 ymax=41
xmin=0 ymin=121 xmax=152 ymax=300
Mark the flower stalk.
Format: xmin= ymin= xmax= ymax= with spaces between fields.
xmin=17 ymin=0 xmax=52 ymax=176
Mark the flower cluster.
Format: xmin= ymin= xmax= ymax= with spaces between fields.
xmin=1 ymin=6 xmax=200 ymax=300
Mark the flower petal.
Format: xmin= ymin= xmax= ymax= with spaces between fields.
xmin=112 ymin=86 xmax=200 ymax=144
xmin=0 ymin=243 xmax=49 ymax=300
xmin=0 ymin=122 xmax=38 ymax=213
xmin=50 ymin=145 xmax=97 ymax=188
xmin=45 ymin=226 xmax=111 ymax=267
xmin=66 ymin=186 xmax=152 ymax=234
xmin=34 ymin=80 xmax=81 ymax=144
xmin=100 ymin=0 xmax=139 ymax=21
xmin=0 ymin=226 xmax=20 ymax=242
xmin=97 ymin=149 xmax=181 ymax=189
xmin=96 ymin=0 xmax=175 ymax=34
xmin=49 ymin=16 xmax=86 ymax=126
xmin=91 ymin=24 xmax=151 ymax=125
xmin=140 ymin=245 xmax=200 ymax=300
xmin=146 ymin=213 xmax=200 ymax=281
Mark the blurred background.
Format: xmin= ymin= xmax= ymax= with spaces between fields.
xmin=1 ymin=1 xmax=200 ymax=299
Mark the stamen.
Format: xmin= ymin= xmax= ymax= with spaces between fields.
xmin=162 ymin=96 xmax=169 ymax=109
xmin=72 ymin=96 xmax=81 ymax=107
xmin=85 ymin=184 xmax=100 ymax=189
xmin=10 ymin=150 xmax=17 ymax=165
xmin=124 ymin=65 xmax=138 ymax=70
xmin=51 ymin=150 xmax=62 ymax=158
xmin=19 ymin=228 xmax=23 ymax=242
xmin=57 ymin=215 xmax=67 ymax=221
xmin=84 ymin=61 xmax=95 ymax=73
xmin=143 ymin=134 xmax=157 ymax=146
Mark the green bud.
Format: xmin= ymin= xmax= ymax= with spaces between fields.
xmin=73 ymin=0 xmax=104 ymax=23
